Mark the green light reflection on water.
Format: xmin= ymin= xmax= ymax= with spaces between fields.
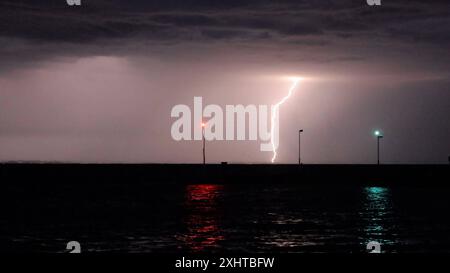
xmin=361 ymin=186 xmax=397 ymax=251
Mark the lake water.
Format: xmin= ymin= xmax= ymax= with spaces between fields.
xmin=1 ymin=183 xmax=450 ymax=253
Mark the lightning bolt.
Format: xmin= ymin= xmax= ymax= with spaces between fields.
xmin=270 ymin=79 xmax=300 ymax=163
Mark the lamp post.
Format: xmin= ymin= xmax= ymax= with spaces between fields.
xmin=374 ymin=130 xmax=383 ymax=165
xmin=299 ymin=129 xmax=304 ymax=165
xmin=202 ymin=122 xmax=206 ymax=165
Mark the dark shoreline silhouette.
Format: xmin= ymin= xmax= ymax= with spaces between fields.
xmin=1 ymin=163 xmax=448 ymax=186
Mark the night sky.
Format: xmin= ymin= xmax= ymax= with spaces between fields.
xmin=0 ymin=0 xmax=449 ymax=163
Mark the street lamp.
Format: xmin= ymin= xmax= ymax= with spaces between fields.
xmin=374 ymin=130 xmax=383 ymax=165
xmin=299 ymin=129 xmax=304 ymax=165
xmin=202 ymin=122 xmax=206 ymax=165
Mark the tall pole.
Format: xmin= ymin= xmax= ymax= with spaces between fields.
xmin=298 ymin=129 xmax=303 ymax=165
xmin=377 ymin=136 xmax=380 ymax=165
xmin=202 ymin=125 xmax=206 ymax=165
xmin=376 ymin=135 xmax=383 ymax=165
xmin=374 ymin=130 xmax=383 ymax=165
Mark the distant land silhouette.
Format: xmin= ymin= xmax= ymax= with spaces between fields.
xmin=0 ymin=163 xmax=448 ymax=186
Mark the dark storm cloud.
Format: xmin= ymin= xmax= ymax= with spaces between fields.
xmin=386 ymin=18 xmax=450 ymax=44
xmin=1 ymin=1 xmax=449 ymax=46
xmin=0 ymin=0 xmax=449 ymax=76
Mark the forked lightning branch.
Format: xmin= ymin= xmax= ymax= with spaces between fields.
xmin=171 ymin=79 xmax=300 ymax=162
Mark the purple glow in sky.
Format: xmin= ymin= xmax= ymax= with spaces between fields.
xmin=0 ymin=0 xmax=449 ymax=163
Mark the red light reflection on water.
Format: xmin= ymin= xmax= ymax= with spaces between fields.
xmin=180 ymin=184 xmax=224 ymax=252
